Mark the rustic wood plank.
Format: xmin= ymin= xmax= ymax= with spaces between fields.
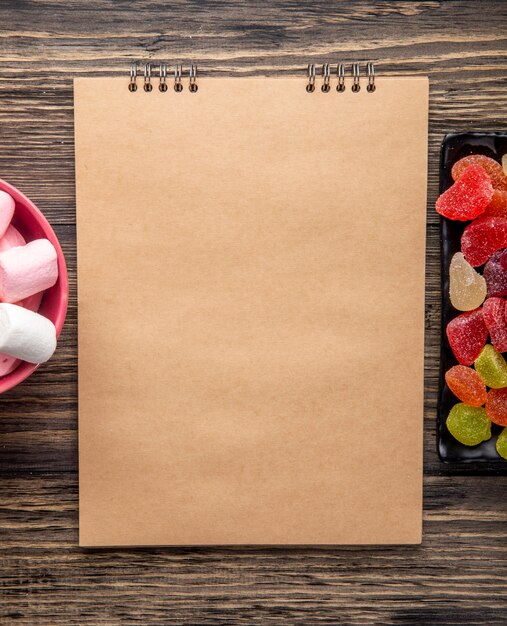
xmin=0 ymin=1 xmax=505 ymax=475
xmin=1 ymin=473 xmax=506 ymax=625
xmin=0 ymin=1 xmax=506 ymax=623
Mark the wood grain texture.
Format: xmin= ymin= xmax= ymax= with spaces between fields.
xmin=0 ymin=1 xmax=506 ymax=624
xmin=1 ymin=474 xmax=507 ymax=624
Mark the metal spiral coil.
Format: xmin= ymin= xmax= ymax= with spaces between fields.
xmin=189 ymin=64 xmax=198 ymax=92
xmin=128 ymin=62 xmax=138 ymax=92
xmin=159 ymin=64 xmax=168 ymax=92
xmin=351 ymin=63 xmax=361 ymax=92
xmin=306 ymin=64 xmax=316 ymax=93
xmin=321 ymin=64 xmax=331 ymax=93
xmin=143 ymin=63 xmax=153 ymax=92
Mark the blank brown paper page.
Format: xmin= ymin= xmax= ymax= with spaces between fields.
xmin=75 ymin=76 xmax=428 ymax=547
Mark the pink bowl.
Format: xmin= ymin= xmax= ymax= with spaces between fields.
xmin=0 ymin=178 xmax=68 ymax=393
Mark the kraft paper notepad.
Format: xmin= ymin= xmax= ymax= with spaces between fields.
xmin=75 ymin=71 xmax=428 ymax=547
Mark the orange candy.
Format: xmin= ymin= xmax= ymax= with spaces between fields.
xmin=445 ymin=365 xmax=487 ymax=407
xmin=483 ymin=189 xmax=507 ymax=218
xmin=485 ymin=388 xmax=507 ymax=426
xmin=452 ymin=155 xmax=507 ymax=192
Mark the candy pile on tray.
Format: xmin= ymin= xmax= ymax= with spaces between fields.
xmin=0 ymin=190 xmax=59 ymax=377
xmin=436 ymin=153 xmax=507 ymax=459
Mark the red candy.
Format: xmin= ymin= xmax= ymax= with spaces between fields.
xmin=499 ymin=249 xmax=507 ymax=272
xmin=482 ymin=297 xmax=507 ymax=352
xmin=436 ymin=165 xmax=493 ymax=221
xmin=461 ymin=216 xmax=507 ymax=267
xmin=452 ymin=155 xmax=507 ymax=192
xmin=446 ymin=309 xmax=488 ymax=365
xmin=485 ymin=388 xmax=507 ymax=426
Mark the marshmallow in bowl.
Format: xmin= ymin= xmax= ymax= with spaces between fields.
xmin=0 ymin=191 xmax=15 ymax=239
xmin=19 ymin=290 xmax=44 ymax=312
xmin=0 ymin=238 xmax=58 ymax=303
xmin=0 ymin=224 xmax=25 ymax=252
xmin=0 ymin=303 xmax=56 ymax=363
xmin=0 ymin=223 xmax=34 ymax=375
xmin=0 ymin=287 xmax=44 ymax=375
xmin=0 ymin=354 xmax=20 ymax=377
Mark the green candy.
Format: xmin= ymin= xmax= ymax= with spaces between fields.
xmin=446 ymin=403 xmax=492 ymax=446
xmin=496 ymin=428 xmax=507 ymax=460
xmin=474 ymin=344 xmax=507 ymax=389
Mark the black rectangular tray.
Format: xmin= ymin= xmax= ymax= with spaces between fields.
xmin=438 ymin=132 xmax=507 ymax=464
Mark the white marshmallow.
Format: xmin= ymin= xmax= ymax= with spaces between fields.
xmin=0 ymin=292 xmax=45 ymax=377
xmin=0 ymin=238 xmax=58 ymax=303
xmin=0 ymin=303 xmax=56 ymax=363
xmin=0 ymin=191 xmax=15 ymax=239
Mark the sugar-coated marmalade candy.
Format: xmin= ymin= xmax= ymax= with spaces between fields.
xmin=461 ymin=216 xmax=507 ymax=267
xmin=452 ymin=155 xmax=507 ymax=191
xmin=436 ymin=165 xmax=493 ymax=220
xmin=446 ymin=309 xmax=488 ymax=365
xmin=499 ymin=249 xmax=507 ymax=272
xmin=482 ymin=297 xmax=507 ymax=352
xmin=474 ymin=344 xmax=507 ymax=389
xmin=445 ymin=365 xmax=487 ymax=407
xmin=484 ymin=250 xmax=507 ymax=297
xmin=449 ymin=252 xmax=487 ymax=310
xmin=503 ymin=154 xmax=507 ymax=176
xmin=483 ymin=190 xmax=507 ymax=218
xmin=485 ymin=388 xmax=507 ymax=426
xmin=446 ymin=403 xmax=491 ymax=446
xmin=496 ymin=427 xmax=507 ymax=460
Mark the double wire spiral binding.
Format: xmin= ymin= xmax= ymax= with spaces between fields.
xmin=128 ymin=62 xmax=375 ymax=93
xmin=306 ymin=62 xmax=376 ymax=93
xmin=128 ymin=63 xmax=199 ymax=93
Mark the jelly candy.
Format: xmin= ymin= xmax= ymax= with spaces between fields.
xmin=446 ymin=309 xmax=488 ymax=365
xmin=482 ymin=297 xmax=504 ymax=327
xmin=485 ymin=388 xmax=507 ymax=426
xmin=483 ymin=190 xmax=507 ymax=218
xmin=449 ymin=252 xmax=486 ymax=310
xmin=461 ymin=216 xmax=507 ymax=267
xmin=496 ymin=427 xmax=507 ymax=459
xmin=482 ymin=297 xmax=507 ymax=352
xmin=503 ymin=154 xmax=507 ymax=176
xmin=445 ymin=365 xmax=487 ymax=407
xmin=446 ymin=403 xmax=491 ymax=446
xmin=452 ymin=155 xmax=507 ymax=191
xmin=436 ymin=165 xmax=493 ymax=220
xmin=499 ymin=249 xmax=507 ymax=272
xmin=474 ymin=344 xmax=507 ymax=388
xmin=484 ymin=250 xmax=507 ymax=297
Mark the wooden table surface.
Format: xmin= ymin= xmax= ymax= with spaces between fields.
xmin=1 ymin=1 xmax=506 ymax=624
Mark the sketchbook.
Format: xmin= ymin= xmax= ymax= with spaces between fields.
xmin=75 ymin=63 xmax=428 ymax=546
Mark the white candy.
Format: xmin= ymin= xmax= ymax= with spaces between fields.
xmin=0 ymin=303 xmax=56 ymax=364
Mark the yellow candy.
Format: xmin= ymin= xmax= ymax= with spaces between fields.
xmin=474 ymin=344 xmax=507 ymax=389
xmin=449 ymin=252 xmax=487 ymax=311
xmin=496 ymin=428 xmax=507 ymax=459
xmin=446 ymin=403 xmax=491 ymax=446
